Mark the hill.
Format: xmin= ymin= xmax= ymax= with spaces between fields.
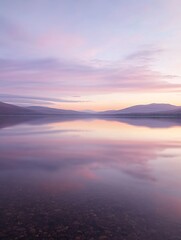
xmin=100 ymin=103 xmax=181 ymax=116
xmin=27 ymin=106 xmax=85 ymax=115
xmin=0 ymin=102 xmax=37 ymax=115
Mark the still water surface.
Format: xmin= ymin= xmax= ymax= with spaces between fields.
xmin=0 ymin=117 xmax=181 ymax=239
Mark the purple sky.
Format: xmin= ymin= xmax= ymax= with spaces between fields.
xmin=0 ymin=0 xmax=181 ymax=110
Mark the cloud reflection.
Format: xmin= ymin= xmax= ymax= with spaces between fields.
xmin=0 ymin=128 xmax=180 ymax=183
xmin=0 ymin=118 xmax=181 ymax=196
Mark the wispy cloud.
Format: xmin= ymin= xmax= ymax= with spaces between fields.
xmin=125 ymin=46 xmax=163 ymax=63
xmin=0 ymin=46 xmax=180 ymax=99
xmin=0 ymin=94 xmax=86 ymax=106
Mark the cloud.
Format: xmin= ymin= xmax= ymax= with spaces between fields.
xmin=0 ymin=47 xmax=180 ymax=98
xmin=125 ymin=46 xmax=163 ymax=63
xmin=0 ymin=93 xmax=87 ymax=106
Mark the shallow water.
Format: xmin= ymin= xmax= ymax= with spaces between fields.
xmin=0 ymin=117 xmax=181 ymax=240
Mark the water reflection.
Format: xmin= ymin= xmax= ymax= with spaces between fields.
xmin=0 ymin=117 xmax=181 ymax=239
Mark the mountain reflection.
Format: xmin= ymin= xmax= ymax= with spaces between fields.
xmin=1 ymin=115 xmax=181 ymax=130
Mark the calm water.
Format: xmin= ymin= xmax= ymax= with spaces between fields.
xmin=0 ymin=116 xmax=181 ymax=240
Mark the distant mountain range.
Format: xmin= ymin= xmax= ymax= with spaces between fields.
xmin=27 ymin=106 xmax=85 ymax=115
xmin=0 ymin=101 xmax=36 ymax=115
xmin=100 ymin=103 xmax=181 ymax=116
xmin=0 ymin=101 xmax=181 ymax=117
xmin=101 ymin=103 xmax=178 ymax=114
xmin=0 ymin=102 xmax=85 ymax=115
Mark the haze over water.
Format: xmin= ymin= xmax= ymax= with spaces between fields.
xmin=0 ymin=117 xmax=181 ymax=239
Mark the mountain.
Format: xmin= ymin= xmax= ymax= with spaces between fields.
xmin=0 ymin=102 xmax=89 ymax=116
xmin=27 ymin=106 xmax=86 ymax=115
xmin=0 ymin=101 xmax=37 ymax=115
xmin=100 ymin=103 xmax=181 ymax=116
xmin=0 ymin=102 xmax=181 ymax=117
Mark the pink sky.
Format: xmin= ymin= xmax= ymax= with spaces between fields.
xmin=0 ymin=0 xmax=181 ymax=110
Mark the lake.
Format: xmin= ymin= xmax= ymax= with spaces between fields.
xmin=0 ymin=116 xmax=181 ymax=240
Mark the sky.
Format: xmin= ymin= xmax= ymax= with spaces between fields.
xmin=0 ymin=0 xmax=181 ymax=110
